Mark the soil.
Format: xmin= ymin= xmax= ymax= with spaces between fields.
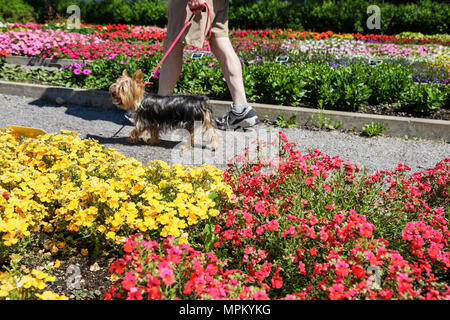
xmin=9 ymin=234 xmax=119 ymax=300
xmin=358 ymin=104 xmax=450 ymax=121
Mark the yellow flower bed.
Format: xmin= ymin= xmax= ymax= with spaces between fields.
xmin=0 ymin=268 xmax=68 ymax=300
xmin=428 ymin=54 xmax=450 ymax=76
xmin=0 ymin=130 xmax=232 ymax=253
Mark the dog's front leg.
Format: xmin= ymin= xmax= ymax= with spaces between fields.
xmin=148 ymin=128 xmax=160 ymax=146
xmin=128 ymin=128 xmax=140 ymax=144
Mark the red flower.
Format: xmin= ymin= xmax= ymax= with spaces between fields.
xmin=352 ymin=265 xmax=365 ymax=278
xmin=2 ymin=191 xmax=9 ymax=200
xmin=271 ymin=266 xmax=283 ymax=289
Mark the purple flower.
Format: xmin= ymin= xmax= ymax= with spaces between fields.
xmin=82 ymin=69 xmax=91 ymax=75
xmin=108 ymin=53 xmax=117 ymax=60
xmin=73 ymin=68 xmax=82 ymax=75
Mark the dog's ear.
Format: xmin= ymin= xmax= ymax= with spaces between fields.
xmin=122 ymin=69 xmax=129 ymax=77
xmin=133 ymin=69 xmax=144 ymax=83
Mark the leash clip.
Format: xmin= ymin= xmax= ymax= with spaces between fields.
xmin=144 ymin=73 xmax=154 ymax=86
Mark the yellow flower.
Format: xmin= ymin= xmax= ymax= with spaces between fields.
xmin=10 ymin=253 xmax=23 ymax=263
xmin=0 ymin=130 xmax=232 ymax=250
xmin=81 ymin=248 xmax=88 ymax=256
xmin=36 ymin=291 xmax=69 ymax=300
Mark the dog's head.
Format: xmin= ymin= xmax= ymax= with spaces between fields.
xmin=109 ymin=69 xmax=145 ymax=111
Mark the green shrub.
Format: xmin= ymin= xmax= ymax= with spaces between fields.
xmin=176 ymin=56 xmax=229 ymax=99
xmin=229 ymin=0 xmax=449 ymax=35
xmin=367 ymin=62 xmax=414 ymax=105
xmin=0 ymin=0 xmax=35 ymax=23
xmin=389 ymin=0 xmax=449 ymax=35
xmin=244 ymin=62 xmax=309 ymax=106
xmin=3 ymin=0 xmax=445 ymax=34
xmin=229 ymin=0 xmax=303 ymax=31
xmin=401 ymin=83 xmax=447 ymax=114
xmin=318 ymin=63 xmax=372 ymax=111
xmin=132 ymin=0 xmax=167 ymax=27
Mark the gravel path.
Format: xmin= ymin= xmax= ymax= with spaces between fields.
xmin=0 ymin=93 xmax=448 ymax=174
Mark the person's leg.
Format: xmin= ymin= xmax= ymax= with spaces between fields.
xmin=209 ymin=36 xmax=247 ymax=106
xmin=210 ymin=36 xmax=258 ymax=129
xmin=157 ymin=40 xmax=185 ymax=96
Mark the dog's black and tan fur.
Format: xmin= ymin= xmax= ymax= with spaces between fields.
xmin=109 ymin=69 xmax=219 ymax=150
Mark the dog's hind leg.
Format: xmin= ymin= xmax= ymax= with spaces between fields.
xmin=179 ymin=131 xmax=194 ymax=151
xmin=202 ymin=109 xmax=219 ymax=151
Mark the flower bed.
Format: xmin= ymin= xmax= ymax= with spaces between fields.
xmin=0 ymin=129 xmax=448 ymax=300
xmin=105 ymin=133 xmax=449 ymax=300
xmin=0 ymin=23 xmax=448 ymax=116
xmin=0 ymin=130 xmax=232 ymax=262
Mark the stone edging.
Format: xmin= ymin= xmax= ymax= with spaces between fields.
xmin=5 ymin=55 xmax=92 ymax=68
xmin=0 ymin=80 xmax=448 ymax=142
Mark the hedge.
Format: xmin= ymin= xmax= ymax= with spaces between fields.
xmin=1 ymin=0 xmax=448 ymax=35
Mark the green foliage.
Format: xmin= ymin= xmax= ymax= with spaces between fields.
xmin=244 ymin=63 xmax=309 ymax=107
xmin=3 ymin=54 xmax=447 ymax=117
xmin=401 ymin=83 xmax=447 ymax=114
xmin=362 ymin=121 xmax=388 ymax=137
xmin=229 ymin=0 xmax=303 ymax=31
xmin=0 ymin=64 xmax=64 ymax=86
xmin=367 ymin=62 xmax=414 ymax=105
xmin=131 ymin=0 xmax=168 ymax=27
xmin=59 ymin=53 xmax=162 ymax=90
xmin=311 ymin=101 xmax=343 ymax=131
xmin=175 ymin=57 xmax=229 ymax=98
xmin=275 ymin=115 xmax=298 ymax=128
xmin=230 ymin=0 xmax=449 ymax=35
xmin=318 ymin=63 xmax=372 ymax=111
xmin=1 ymin=0 xmax=446 ymax=34
xmin=0 ymin=0 xmax=35 ymax=23
xmin=20 ymin=0 xmax=168 ymax=26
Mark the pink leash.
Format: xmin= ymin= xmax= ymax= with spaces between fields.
xmin=145 ymin=3 xmax=212 ymax=86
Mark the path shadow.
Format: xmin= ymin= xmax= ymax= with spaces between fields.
xmin=28 ymin=97 xmax=130 ymax=126
xmin=26 ymin=86 xmax=131 ymax=126
xmin=86 ymin=134 xmax=181 ymax=150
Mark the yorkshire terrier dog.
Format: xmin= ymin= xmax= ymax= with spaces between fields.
xmin=109 ymin=69 xmax=219 ymax=151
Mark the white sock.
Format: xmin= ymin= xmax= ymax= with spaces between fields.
xmin=231 ymin=103 xmax=248 ymax=114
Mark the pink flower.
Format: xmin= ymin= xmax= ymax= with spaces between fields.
xmin=267 ymin=220 xmax=279 ymax=231
xmin=360 ymin=222 xmax=373 ymax=238
xmin=335 ymin=260 xmax=349 ymax=277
